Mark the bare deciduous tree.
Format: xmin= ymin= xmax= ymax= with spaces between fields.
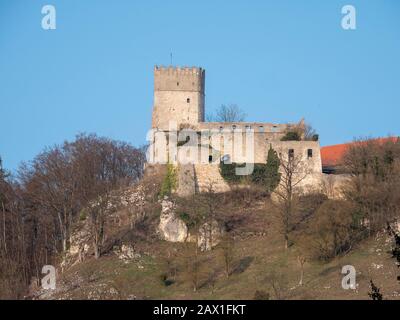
xmin=0 ymin=134 xmax=146 ymax=297
xmin=297 ymin=255 xmax=306 ymax=286
xmin=201 ymin=181 xmax=219 ymax=250
xmin=71 ymin=134 xmax=145 ymax=259
xmin=303 ymin=123 xmax=318 ymax=141
xmin=264 ymin=270 xmax=288 ymax=300
xmin=220 ymin=233 xmax=235 ymax=278
xmin=343 ymin=137 xmax=400 ymax=235
xmin=273 ymin=150 xmax=311 ymax=249
xmin=182 ymin=242 xmax=202 ymax=292
xmin=207 ymin=104 xmax=246 ymax=122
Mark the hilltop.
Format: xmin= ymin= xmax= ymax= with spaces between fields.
xmin=31 ymin=167 xmax=400 ymax=300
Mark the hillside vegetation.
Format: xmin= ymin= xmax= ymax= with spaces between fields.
xmin=1 ymin=136 xmax=400 ymax=300
xmin=33 ymin=187 xmax=400 ymax=300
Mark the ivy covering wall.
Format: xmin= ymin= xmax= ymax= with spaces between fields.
xmin=219 ymin=145 xmax=281 ymax=193
xmin=160 ymin=163 xmax=177 ymax=197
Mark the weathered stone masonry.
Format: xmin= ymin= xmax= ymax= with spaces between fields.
xmin=148 ymin=66 xmax=323 ymax=195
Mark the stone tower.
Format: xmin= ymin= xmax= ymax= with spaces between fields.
xmin=152 ymin=66 xmax=205 ymax=130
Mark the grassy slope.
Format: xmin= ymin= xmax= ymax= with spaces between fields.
xmin=50 ymin=198 xmax=400 ymax=300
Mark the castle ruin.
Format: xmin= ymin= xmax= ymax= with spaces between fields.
xmin=148 ymin=66 xmax=323 ymax=195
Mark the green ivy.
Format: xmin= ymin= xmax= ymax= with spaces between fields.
xmin=79 ymin=209 xmax=87 ymax=221
xmin=219 ymin=146 xmax=281 ymax=193
xmin=281 ymin=131 xmax=301 ymax=141
xmin=160 ymin=163 xmax=177 ymax=197
xmin=178 ymin=211 xmax=200 ymax=230
xmin=219 ymin=162 xmax=242 ymax=183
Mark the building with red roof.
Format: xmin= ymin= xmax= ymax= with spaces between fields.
xmin=321 ymin=137 xmax=399 ymax=173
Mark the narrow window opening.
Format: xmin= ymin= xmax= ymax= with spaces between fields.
xmin=288 ymin=149 xmax=294 ymax=159
xmin=187 ymin=98 xmax=190 ymax=103
xmin=307 ymin=149 xmax=313 ymax=158
xmin=208 ymin=155 xmax=213 ymax=163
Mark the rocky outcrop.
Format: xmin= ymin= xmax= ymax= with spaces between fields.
xmin=62 ymin=184 xmax=150 ymax=270
xmin=388 ymin=220 xmax=400 ymax=234
xmin=113 ymin=244 xmax=141 ymax=263
xmin=157 ymin=198 xmax=225 ymax=250
xmin=158 ymin=197 xmax=188 ymax=242
xmin=69 ymin=226 xmax=91 ymax=263
xmin=119 ymin=185 xmax=146 ymax=209
xmin=197 ymin=219 xmax=224 ymax=251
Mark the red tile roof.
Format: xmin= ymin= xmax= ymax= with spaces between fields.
xmin=321 ymin=143 xmax=349 ymax=167
xmin=321 ymin=137 xmax=399 ymax=167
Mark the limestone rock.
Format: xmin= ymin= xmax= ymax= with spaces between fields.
xmin=113 ymin=244 xmax=141 ymax=263
xmin=69 ymin=228 xmax=91 ymax=256
xmin=198 ymin=219 xmax=224 ymax=251
xmin=389 ymin=220 xmax=400 ymax=233
xmin=158 ymin=197 xmax=188 ymax=242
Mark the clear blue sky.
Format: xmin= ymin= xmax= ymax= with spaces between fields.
xmin=1 ymin=0 xmax=399 ymax=171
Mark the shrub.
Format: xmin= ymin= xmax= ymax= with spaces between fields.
xmin=219 ymin=162 xmax=242 ymax=183
xmin=306 ymin=200 xmax=363 ymax=261
xmin=253 ymin=290 xmax=270 ymax=300
xmin=160 ymin=273 xmax=174 ymax=286
xmin=220 ymin=162 xmax=269 ymax=185
xmin=250 ymin=163 xmax=267 ymax=185
xmin=281 ymin=131 xmax=301 ymax=141
xmin=178 ymin=211 xmax=199 ymax=229
xmin=343 ymin=138 xmax=400 ymax=234
xmin=219 ymin=146 xmax=280 ymax=193
xmin=79 ymin=209 xmax=87 ymax=221
xmin=368 ymin=280 xmax=383 ymax=300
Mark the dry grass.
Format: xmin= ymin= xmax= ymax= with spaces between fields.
xmin=49 ymin=192 xmax=400 ymax=300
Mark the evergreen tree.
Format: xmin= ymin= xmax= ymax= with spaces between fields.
xmin=368 ymin=280 xmax=383 ymax=300
xmin=265 ymin=145 xmax=281 ymax=193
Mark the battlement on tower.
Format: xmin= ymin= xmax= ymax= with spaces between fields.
xmin=154 ymin=65 xmax=205 ymax=92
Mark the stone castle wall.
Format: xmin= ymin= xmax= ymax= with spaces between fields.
xmin=164 ymin=138 xmax=322 ymax=196
xmin=269 ymin=141 xmax=323 ymax=191
xmin=149 ymin=65 xmax=322 ymax=195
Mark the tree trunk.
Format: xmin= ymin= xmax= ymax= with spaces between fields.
xmin=1 ymin=201 xmax=6 ymax=254
xmin=94 ymin=242 xmax=100 ymax=259
xmin=299 ymin=267 xmax=304 ymax=286
xmin=62 ymin=237 xmax=67 ymax=253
